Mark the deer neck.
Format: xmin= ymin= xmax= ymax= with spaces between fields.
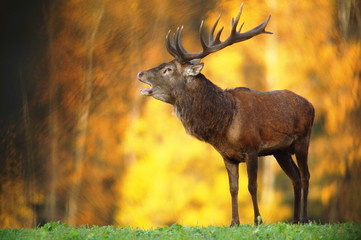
xmin=174 ymin=74 xmax=235 ymax=143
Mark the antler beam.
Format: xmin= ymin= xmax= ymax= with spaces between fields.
xmin=165 ymin=3 xmax=272 ymax=64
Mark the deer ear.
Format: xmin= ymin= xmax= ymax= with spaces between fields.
xmin=184 ymin=62 xmax=204 ymax=77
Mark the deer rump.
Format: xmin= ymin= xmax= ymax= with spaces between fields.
xmin=225 ymin=87 xmax=314 ymax=158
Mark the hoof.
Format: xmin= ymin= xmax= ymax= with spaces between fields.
xmin=301 ymin=217 xmax=309 ymax=224
xmin=230 ymin=220 xmax=240 ymax=227
xmin=254 ymin=216 xmax=263 ymax=226
xmin=291 ymin=219 xmax=300 ymax=224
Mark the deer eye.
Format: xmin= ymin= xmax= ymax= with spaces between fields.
xmin=163 ymin=68 xmax=172 ymax=74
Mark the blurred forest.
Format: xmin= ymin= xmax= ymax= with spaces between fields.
xmin=0 ymin=0 xmax=360 ymax=228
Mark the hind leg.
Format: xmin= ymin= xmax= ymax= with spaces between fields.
xmin=274 ymin=151 xmax=301 ymax=223
xmin=294 ymin=139 xmax=311 ymax=224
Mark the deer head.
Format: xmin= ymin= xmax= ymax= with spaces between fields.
xmin=138 ymin=59 xmax=204 ymax=104
xmin=138 ymin=3 xmax=272 ymax=104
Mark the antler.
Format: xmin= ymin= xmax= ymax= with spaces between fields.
xmin=165 ymin=3 xmax=272 ymax=64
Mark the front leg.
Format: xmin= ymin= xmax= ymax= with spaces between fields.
xmin=223 ymin=158 xmax=240 ymax=227
xmin=246 ymin=152 xmax=262 ymax=225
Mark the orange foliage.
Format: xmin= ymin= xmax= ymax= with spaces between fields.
xmin=1 ymin=0 xmax=360 ymax=228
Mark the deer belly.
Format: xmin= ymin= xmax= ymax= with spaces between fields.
xmin=258 ymin=136 xmax=295 ymax=156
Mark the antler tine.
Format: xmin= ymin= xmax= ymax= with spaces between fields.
xmin=231 ymin=4 xmax=243 ymax=35
xmin=199 ymin=21 xmax=208 ymax=51
xmin=238 ymin=22 xmax=245 ymax=33
xmin=209 ymin=14 xmax=221 ymax=45
xmin=165 ymin=30 xmax=178 ymax=58
xmin=213 ymin=26 xmax=224 ymax=45
xmin=172 ymin=33 xmax=176 ymax=48
xmin=174 ymin=27 xmax=182 ymax=58
xmin=177 ymin=26 xmax=189 ymax=54
xmin=175 ymin=26 xmax=189 ymax=61
xmin=260 ymin=15 xmax=273 ymax=34
xmin=233 ymin=15 xmax=273 ymax=42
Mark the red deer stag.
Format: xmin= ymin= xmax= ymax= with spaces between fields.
xmin=137 ymin=3 xmax=314 ymax=226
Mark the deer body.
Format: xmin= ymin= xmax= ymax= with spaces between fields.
xmin=137 ymin=4 xmax=314 ymax=226
xmin=175 ymin=74 xmax=314 ymax=158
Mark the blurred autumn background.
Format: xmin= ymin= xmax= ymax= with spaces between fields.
xmin=1 ymin=0 xmax=360 ymax=229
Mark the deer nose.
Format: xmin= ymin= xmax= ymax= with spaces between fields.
xmin=137 ymin=71 xmax=144 ymax=79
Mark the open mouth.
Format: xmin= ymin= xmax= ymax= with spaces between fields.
xmin=140 ymin=84 xmax=153 ymax=96
xmin=139 ymin=79 xmax=153 ymax=96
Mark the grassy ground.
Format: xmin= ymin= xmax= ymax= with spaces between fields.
xmin=1 ymin=221 xmax=360 ymax=239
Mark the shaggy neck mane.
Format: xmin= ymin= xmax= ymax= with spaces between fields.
xmin=174 ymin=74 xmax=235 ymax=143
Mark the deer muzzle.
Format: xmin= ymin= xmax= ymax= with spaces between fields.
xmin=138 ymin=71 xmax=153 ymax=96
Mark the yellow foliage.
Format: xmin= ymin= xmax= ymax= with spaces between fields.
xmin=321 ymin=182 xmax=337 ymax=206
xmin=117 ymin=0 xmax=361 ymax=227
xmin=204 ymin=48 xmax=245 ymax=89
xmin=260 ymin=191 xmax=292 ymax=223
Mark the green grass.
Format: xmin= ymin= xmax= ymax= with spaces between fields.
xmin=1 ymin=221 xmax=360 ymax=239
